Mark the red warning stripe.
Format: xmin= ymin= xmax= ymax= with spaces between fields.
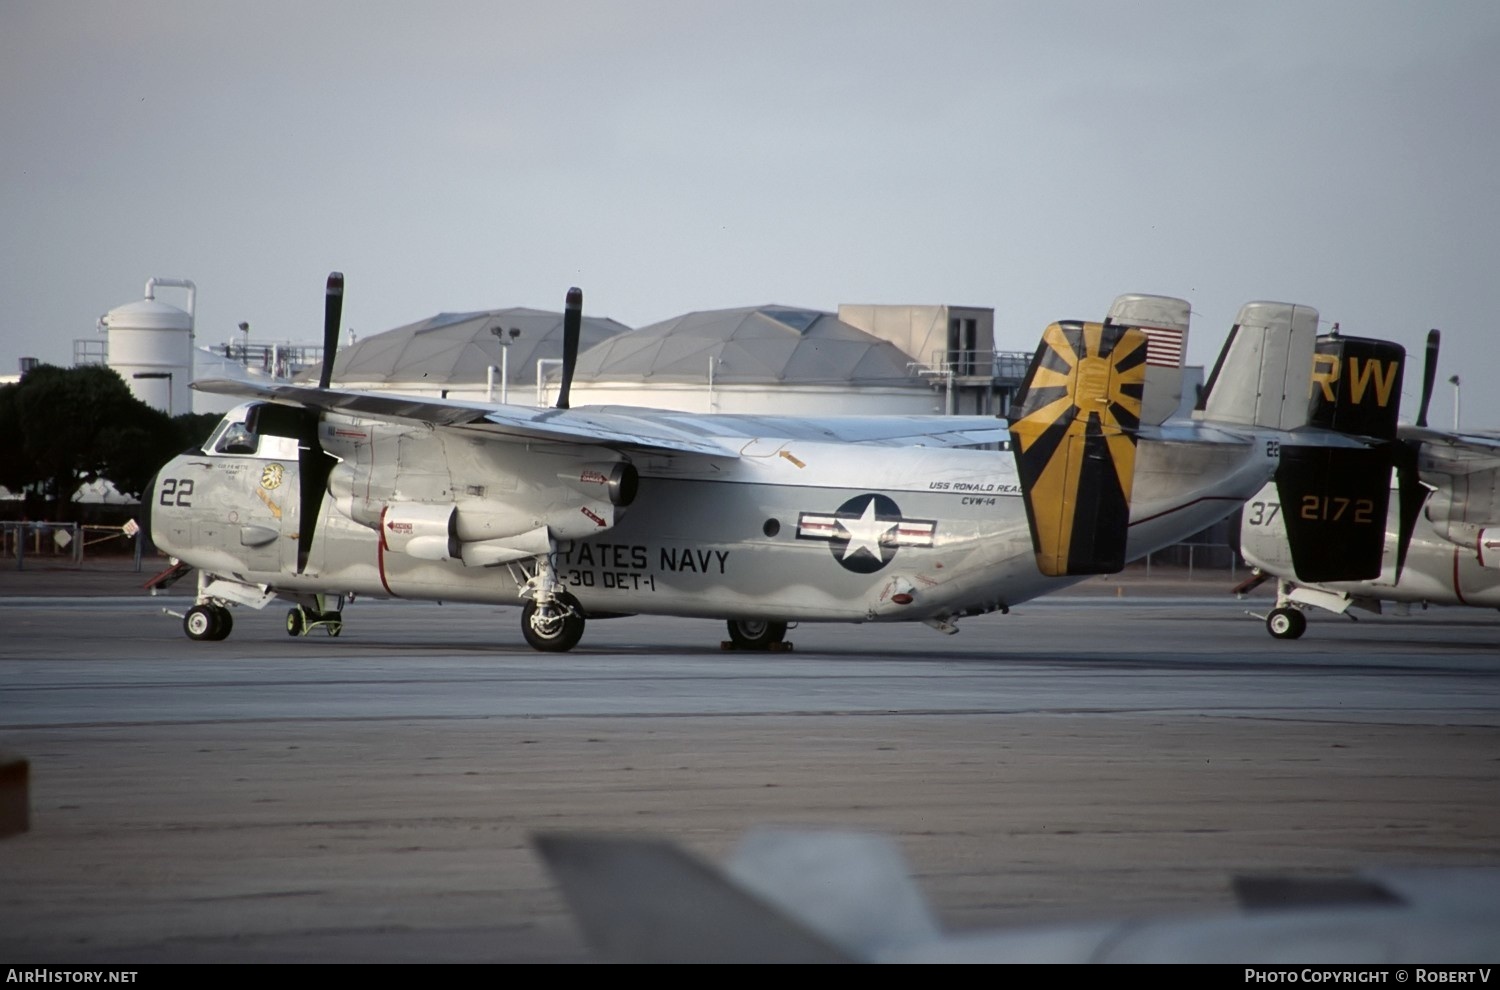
xmin=1140 ymin=325 xmax=1184 ymax=368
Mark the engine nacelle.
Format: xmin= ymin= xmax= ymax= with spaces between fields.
xmin=327 ymin=437 xmax=637 ymax=556
xmin=1478 ymin=528 xmax=1500 ymax=570
xmin=380 ymin=503 xmax=459 ymax=561
xmin=560 ymin=462 xmax=638 ymax=507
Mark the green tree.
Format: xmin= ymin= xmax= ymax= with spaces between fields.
xmin=0 ymin=364 xmax=195 ymax=516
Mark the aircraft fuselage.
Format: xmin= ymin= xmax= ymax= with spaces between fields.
xmin=150 ymin=411 xmax=1275 ymax=626
xmin=1241 ymin=479 xmax=1500 ymax=609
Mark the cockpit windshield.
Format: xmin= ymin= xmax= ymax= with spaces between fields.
xmin=204 ymin=404 xmax=302 ymax=459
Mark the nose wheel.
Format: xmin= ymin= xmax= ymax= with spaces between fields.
xmin=287 ymin=604 xmax=344 ymax=637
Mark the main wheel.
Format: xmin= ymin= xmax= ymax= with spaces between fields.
xmin=522 ymin=593 xmax=585 ymax=652
xmin=286 ymin=607 xmax=305 ymax=636
xmin=1266 ymin=607 xmax=1307 ymax=640
xmin=726 ymin=619 xmax=788 ymax=650
xmin=184 ymin=604 xmax=219 ymax=641
xmin=209 ymin=605 xmax=233 ymax=641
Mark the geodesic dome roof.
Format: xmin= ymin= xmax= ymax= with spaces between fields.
xmin=569 ymin=306 xmax=921 ymax=386
xmin=303 ymin=308 xmax=632 ymax=386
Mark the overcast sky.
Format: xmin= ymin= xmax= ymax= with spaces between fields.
xmin=4 ymin=1 xmax=1498 ymax=426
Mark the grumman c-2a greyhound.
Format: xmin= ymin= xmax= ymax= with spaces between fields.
xmin=1240 ymin=329 xmax=1500 ymax=638
xmin=146 ymin=274 xmax=1406 ymax=652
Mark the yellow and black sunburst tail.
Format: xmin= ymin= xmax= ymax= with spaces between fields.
xmin=1008 ymin=321 xmax=1147 ymax=576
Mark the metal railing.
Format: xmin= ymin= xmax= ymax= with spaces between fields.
xmin=921 ymin=349 xmax=1032 ymax=382
xmin=2 ymin=521 xmax=148 ymax=571
xmin=1141 ymin=541 xmax=1240 ymax=582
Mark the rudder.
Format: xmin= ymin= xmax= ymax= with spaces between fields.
xmin=1275 ymin=335 xmax=1407 ymax=583
xmin=1009 ymin=321 xmax=1147 ymax=576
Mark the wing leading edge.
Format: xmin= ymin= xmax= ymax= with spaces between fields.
xmin=191 ymin=379 xmax=1009 ymax=457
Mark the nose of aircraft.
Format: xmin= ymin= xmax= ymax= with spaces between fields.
xmin=142 ymin=466 xmax=164 ymax=552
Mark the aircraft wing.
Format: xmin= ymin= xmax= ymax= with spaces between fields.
xmin=574 ymin=407 xmax=1009 ymax=448
xmin=193 ymin=378 xmax=739 ymax=457
xmin=1399 ymin=424 xmax=1500 ymax=453
xmin=192 ymin=379 xmax=1009 ymax=456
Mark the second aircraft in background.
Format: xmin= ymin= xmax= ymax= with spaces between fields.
xmin=1241 ymin=329 xmax=1500 ymax=638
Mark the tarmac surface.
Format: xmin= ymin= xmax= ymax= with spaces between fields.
xmin=1 ymin=554 xmax=1497 ymax=963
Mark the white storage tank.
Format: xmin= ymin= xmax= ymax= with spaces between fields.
xmin=100 ymin=278 xmax=195 ymax=415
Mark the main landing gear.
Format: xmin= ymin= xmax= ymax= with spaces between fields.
xmin=723 ymin=619 xmax=790 ymax=651
xmin=522 ymin=590 xmax=585 ymax=652
xmin=183 ymin=603 xmax=233 ymax=641
xmin=1265 ymin=606 xmax=1307 ymax=640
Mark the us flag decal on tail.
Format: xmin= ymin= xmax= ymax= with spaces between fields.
xmin=1140 ymin=324 xmax=1184 ymax=368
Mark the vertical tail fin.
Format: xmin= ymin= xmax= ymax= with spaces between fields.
xmin=1274 ymin=334 xmax=1407 ymax=582
xmin=1008 ymin=320 xmax=1147 ymax=576
xmin=1105 ymin=293 xmax=1189 ymax=427
xmin=1196 ymin=302 xmax=1319 ymax=431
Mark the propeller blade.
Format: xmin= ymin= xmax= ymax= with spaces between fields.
xmin=301 ymin=271 xmax=343 ymax=570
xmin=1415 ymin=328 xmax=1439 ymax=428
xmin=319 ymin=271 xmax=344 ymax=390
xmin=1390 ymin=439 xmax=1430 ymax=580
xmin=296 ymin=427 xmax=337 ymax=574
xmin=555 ymin=286 xmax=582 ymax=410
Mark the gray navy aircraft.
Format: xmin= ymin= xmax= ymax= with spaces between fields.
xmin=145 ymin=273 xmax=1408 ymax=651
xmin=1240 ymin=329 xmax=1500 ymax=637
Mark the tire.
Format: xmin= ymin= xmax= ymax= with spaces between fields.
xmin=522 ymin=593 xmax=585 ymax=652
xmin=184 ymin=604 xmax=218 ymax=641
xmin=726 ymin=619 xmax=788 ymax=650
xmin=286 ymin=607 xmax=305 ymax=637
xmin=209 ymin=605 xmax=233 ymax=641
xmin=1267 ymin=607 xmax=1307 ymax=640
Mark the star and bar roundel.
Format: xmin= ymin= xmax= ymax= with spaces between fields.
xmin=797 ymin=494 xmax=937 ymax=573
xmin=1007 ymin=321 xmax=1147 ymax=576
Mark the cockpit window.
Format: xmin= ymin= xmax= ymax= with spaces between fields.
xmin=205 ymin=405 xmax=301 ymax=459
xmin=216 ymin=422 xmax=259 ymax=455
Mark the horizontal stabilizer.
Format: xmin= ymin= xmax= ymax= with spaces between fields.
xmin=1009 ymin=321 xmax=1146 ymax=576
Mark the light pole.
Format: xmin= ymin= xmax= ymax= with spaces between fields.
xmin=132 ymin=371 xmax=174 ymax=416
xmin=491 ymin=326 xmax=520 ymax=404
xmin=1450 ymin=374 xmax=1461 ymax=430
